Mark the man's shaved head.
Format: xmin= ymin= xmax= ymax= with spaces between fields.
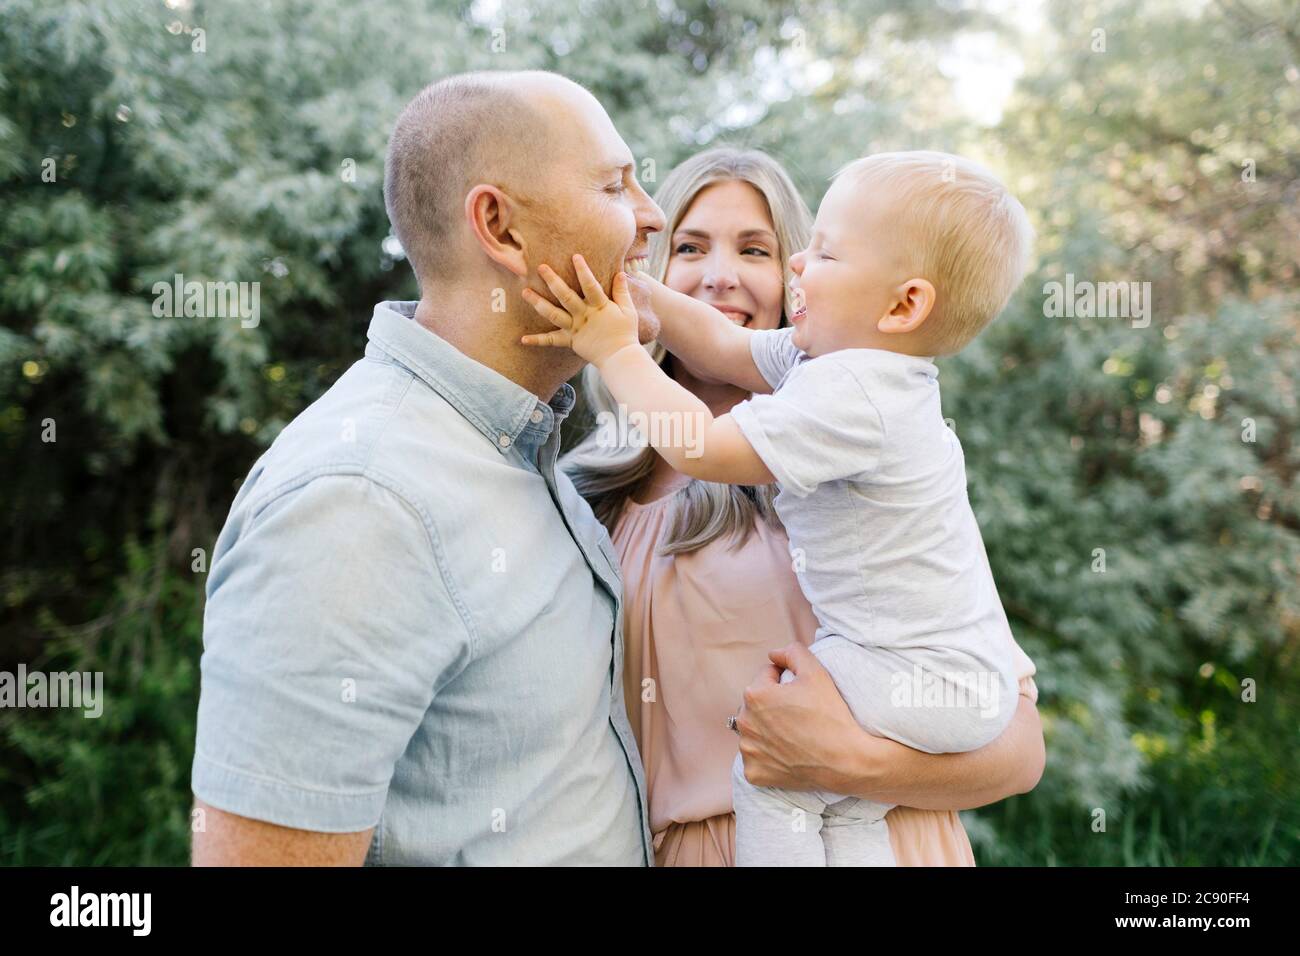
xmin=383 ymin=71 xmax=577 ymax=285
xmin=385 ymin=68 xmax=665 ymax=370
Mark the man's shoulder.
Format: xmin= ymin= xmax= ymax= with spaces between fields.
xmin=236 ymin=355 xmax=494 ymax=519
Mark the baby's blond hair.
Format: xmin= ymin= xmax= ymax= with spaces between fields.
xmin=835 ymin=151 xmax=1033 ymax=354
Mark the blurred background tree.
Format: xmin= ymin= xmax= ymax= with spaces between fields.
xmin=1 ymin=0 xmax=1295 ymax=864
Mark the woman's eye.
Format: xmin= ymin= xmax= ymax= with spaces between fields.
xmin=606 ymin=182 xmax=626 ymax=194
xmin=742 ymin=247 xmax=771 ymax=257
xmin=674 ymin=242 xmax=702 ymax=255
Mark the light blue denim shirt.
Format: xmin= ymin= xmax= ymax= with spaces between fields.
xmin=192 ymin=300 xmax=651 ymax=865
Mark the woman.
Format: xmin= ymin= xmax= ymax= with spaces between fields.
xmin=562 ymin=146 xmax=1042 ymax=866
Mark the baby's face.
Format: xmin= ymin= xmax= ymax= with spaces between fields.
xmin=788 ymin=174 xmax=913 ymax=357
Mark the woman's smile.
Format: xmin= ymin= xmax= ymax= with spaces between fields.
xmin=712 ymin=304 xmax=754 ymax=326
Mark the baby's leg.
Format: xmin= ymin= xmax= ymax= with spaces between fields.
xmin=729 ymin=644 xmax=899 ymax=867
xmin=814 ymin=637 xmax=1019 ymax=756
xmin=731 ymin=637 xmax=1015 ymax=867
xmin=731 ymin=753 xmax=830 ymax=866
xmin=821 ymin=797 xmax=897 ymax=866
xmin=787 ymin=639 xmax=900 ymax=866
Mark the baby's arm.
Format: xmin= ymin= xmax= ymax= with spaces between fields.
xmin=521 ymin=256 xmax=775 ymax=486
xmin=634 ymin=272 xmax=775 ymax=395
xmin=598 ymin=344 xmax=775 ymax=485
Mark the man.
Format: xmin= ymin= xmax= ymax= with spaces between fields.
xmin=191 ymin=70 xmax=666 ymax=865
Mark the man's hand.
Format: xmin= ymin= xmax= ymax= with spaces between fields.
xmin=520 ymin=254 xmax=642 ymax=367
xmin=734 ymin=642 xmax=878 ymax=793
xmin=736 ymin=642 xmax=1048 ymax=808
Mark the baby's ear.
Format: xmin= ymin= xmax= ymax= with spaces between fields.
xmin=877 ymin=278 xmax=936 ymax=335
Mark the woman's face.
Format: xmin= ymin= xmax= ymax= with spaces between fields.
xmin=664 ymin=179 xmax=786 ymax=385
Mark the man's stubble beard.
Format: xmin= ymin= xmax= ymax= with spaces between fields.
xmin=515 ymin=202 xmax=630 ymax=380
xmin=528 ymin=206 xmax=627 ymax=299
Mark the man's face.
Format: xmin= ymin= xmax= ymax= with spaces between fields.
xmin=521 ymin=89 xmax=666 ymax=308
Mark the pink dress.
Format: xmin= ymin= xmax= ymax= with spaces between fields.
xmin=611 ymin=487 xmax=1039 ymax=867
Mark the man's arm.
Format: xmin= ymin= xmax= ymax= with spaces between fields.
xmin=191 ymin=798 xmax=373 ymax=866
xmin=835 ymin=695 xmax=1044 ymax=809
xmin=633 ymin=272 xmax=773 ymax=395
xmin=735 ymin=643 xmax=1045 ymax=809
xmin=191 ymin=476 xmax=472 ymax=860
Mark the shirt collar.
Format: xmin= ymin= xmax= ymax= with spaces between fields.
xmin=365 ymin=300 xmax=575 ymax=456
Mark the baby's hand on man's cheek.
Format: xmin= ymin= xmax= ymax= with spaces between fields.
xmin=521 ymin=257 xmax=642 ymax=366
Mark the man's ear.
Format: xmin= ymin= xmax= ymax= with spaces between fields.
xmin=464 ymin=184 xmax=529 ymax=278
xmin=877 ymin=278 xmax=936 ymax=335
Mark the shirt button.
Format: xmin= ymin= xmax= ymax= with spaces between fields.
xmin=498 ymin=433 xmax=511 ymax=448
xmin=530 ymin=409 xmax=544 ymax=424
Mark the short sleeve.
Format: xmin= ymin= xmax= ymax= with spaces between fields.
xmin=749 ymin=326 xmax=805 ymax=390
xmin=1008 ymin=636 xmax=1038 ymax=703
xmin=1018 ymin=675 xmax=1039 ymax=704
xmin=191 ymin=474 xmax=473 ymax=832
xmin=729 ymin=359 xmax=885 ymax=498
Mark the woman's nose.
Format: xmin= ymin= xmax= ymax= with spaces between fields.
xmin=702 ymin=256 xmax=739 ymax=292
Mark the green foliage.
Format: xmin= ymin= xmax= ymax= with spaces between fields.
xmin=968 ymin=661 xmax=1300 ymax=865
xmin=1 ymin=516 xmax=204 ymax=865
xmin=947 ymin=0 xmax=1300 ymax=861
xmin=1 ymin=0 xmax=1296 ymax=864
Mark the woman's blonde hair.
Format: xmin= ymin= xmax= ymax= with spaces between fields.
xmin=560 ymin=146 xmax=813 ymax=554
